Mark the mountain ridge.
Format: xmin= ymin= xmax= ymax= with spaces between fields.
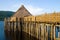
xmin=0 ymin=11 xmax=15 ymax=21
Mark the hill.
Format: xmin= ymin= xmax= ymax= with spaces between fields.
xmin=0 ymin=11 xmax=15 ymax=21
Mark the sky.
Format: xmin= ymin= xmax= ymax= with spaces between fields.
xmin=0 ymin=0 xmax=60 ymax=15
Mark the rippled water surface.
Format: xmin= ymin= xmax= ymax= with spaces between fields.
xmin=0 ymin=21 xmax=5 ymax=40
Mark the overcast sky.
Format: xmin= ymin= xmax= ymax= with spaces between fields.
xmin=0 ymin=0 xmax=60 ymax=15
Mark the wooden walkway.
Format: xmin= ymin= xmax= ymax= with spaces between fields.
xmin=4 ymin=17 xmax=60 ymax=40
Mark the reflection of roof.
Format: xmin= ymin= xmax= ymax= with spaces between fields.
xmin=12 ymin=5 xmax=32 ymax=17
xmin=36 ymin=13 xmax=60 ymax=23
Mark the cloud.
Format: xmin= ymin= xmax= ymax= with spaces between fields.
xmin=10 ymin=4 xmax=44 ymax=16
xmin=25 ymin=5 xmax=44 ymax=16
xmin=1 ymin=4 xmax=44 ymax=16
xmin=0 ymin=4 xmax=20 ymax=12
xmin=9 ymin=4 xmax=20 ymax=11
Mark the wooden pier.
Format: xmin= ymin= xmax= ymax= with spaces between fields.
xmin=4 ymin=5 xmax=60 ymax=40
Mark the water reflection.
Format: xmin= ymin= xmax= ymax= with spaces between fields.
xmin=5 ymin=31 xmax=38 ymax=40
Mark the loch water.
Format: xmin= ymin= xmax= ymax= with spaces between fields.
xmin=0 ymin=21 xmax=5 ymax=40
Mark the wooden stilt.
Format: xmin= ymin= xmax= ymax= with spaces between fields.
xmin=54 ymin=25 xmax=56 ymax=40
xmin=8 ymin=21 xmax=10 ymax=31
xmin=18 ymin=18 xmax=20 ymax=32
xmin=14 ymin=21 xmax=16 ymax=32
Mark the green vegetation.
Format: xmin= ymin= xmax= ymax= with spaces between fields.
xmin=0 ymin=11 xmax=15 ymax=21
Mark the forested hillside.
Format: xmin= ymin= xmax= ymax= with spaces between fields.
xmin=0 ymin=11 xmax=15 ymax=21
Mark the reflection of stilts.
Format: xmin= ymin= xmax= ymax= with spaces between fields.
xmin=4 ymin=31 xmax=11 ymax=40
xmin=18 ymin=31 xmax=21 ymax=40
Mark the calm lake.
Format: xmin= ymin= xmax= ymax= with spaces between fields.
xmin=0 ymin=21 xmax=5 ymax=40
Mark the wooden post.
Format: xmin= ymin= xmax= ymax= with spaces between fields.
xmin=16 ymin=18 xmax=18 ymax=31
xmin=4 ymin=18 xmax=6 ymax=31
xmin=26 ymin=22 xmax=27 ymax=33
xmin=40 ymin=23 xmax=44 ymax=40
xmin=52 ymin=24 xmax=54 ymax=40
xmin=6 ymin=21 xmax=8 ymax=32
xmin=28 ymin=23 xmax=31 ymax=35
xmin=8 ymin=21 xmax=10 ymax=31
xmin=10 ymin=21 xmax=14 ymax=32
xmin=54 ymin=25 xmax=56 ymax=40
xmin=27 ymin=22 xmax=29 ymax=34
xmin=36 ymin=22 xmax=38 ymax=39
xmin=4 ymin=18 xmax=8 ymax=31
xmin=30 ymin=21 xmax=32 ymax=39
xmin=7 ymin=20 xmax=9 ymax=31
xmin=45 ymin=24 xmax=48 ymax=40
xmin=30 ymin=22 xmax=31 ymax=35
xmin=51 ymin=24 xmax=52 ymax=40
xmin=29 ymin=22 xmax=31 ymax=40
xmin=14 ymin=21 xmax=16 ymax=32
xmin=44 ymin=24 xmax=46 ymax=40
xmin=36 ymin=22 xmax=40 ymax=39
xmin=10 ymin=22 xmax=12 ymax=31
xmin=18 ymin=18 xmax=20 ymax=32
xmin=51 ymin=24 xmax=53 ymax=40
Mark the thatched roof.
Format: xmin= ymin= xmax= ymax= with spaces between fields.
xmin=12 ymin=5 xmax=32 ymax=18
xmin=36 ymin=12 xmax=60 ymax=23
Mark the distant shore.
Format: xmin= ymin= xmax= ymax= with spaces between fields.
xmin=0 ymin=11 xmax=15 ymax=21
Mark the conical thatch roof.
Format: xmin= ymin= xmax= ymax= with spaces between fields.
xmin=13 ymin=5 xmax=32 ymax=17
